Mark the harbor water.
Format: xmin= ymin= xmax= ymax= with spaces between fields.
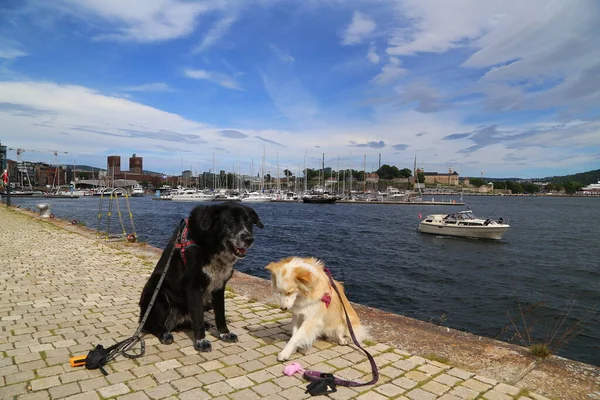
xmin=4 ymin=194 xmax=599 ymax=366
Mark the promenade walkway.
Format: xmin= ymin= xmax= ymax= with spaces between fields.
xmin=0 ymin=206 xmax=588 ymax=399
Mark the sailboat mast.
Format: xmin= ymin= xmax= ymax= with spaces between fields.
xmin=336 ymin=155 xmax=340 ymax=196
xmin=276 ymin=152 xmax=280 ymax=193
xmin=261 ymin=146 xmax=265 ymax=192
xmin=363 ymin=154 xmax=366 ymax=193
xmin=304 ymin=151 xmax=307 ymax=193
xmin=322 ymin=153 xmax=325 ymax=191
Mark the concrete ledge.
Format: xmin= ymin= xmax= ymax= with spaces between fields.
xmin=2 ymin=204 xmax=599 ymax=400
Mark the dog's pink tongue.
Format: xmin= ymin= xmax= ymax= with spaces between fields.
xmin=237 ymin=247 xmax=247 ymax=255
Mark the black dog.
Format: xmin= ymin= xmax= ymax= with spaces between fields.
xmin=139 ymin=202 xmax=264 ymax=352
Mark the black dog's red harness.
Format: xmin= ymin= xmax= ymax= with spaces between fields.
xmin=175 ymin=218 xmax=198 ymax=266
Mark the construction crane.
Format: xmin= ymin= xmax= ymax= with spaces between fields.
xmin=8 ymin=147 xmax=68 ymax=190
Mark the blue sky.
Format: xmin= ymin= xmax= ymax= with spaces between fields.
xmin=1 ymin=0 xmax=599 ymax=178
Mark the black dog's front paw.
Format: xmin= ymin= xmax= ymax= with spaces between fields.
xmin=194 ymin=338 xmax=212 ymax=352
xmin=220 ymin=332 xmax=238 ymax=343
xmin=160 ymin=332 xmax=174 ymax=345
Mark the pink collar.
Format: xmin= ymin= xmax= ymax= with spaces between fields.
xmin=321 ymin=293 xmax=331 ymax=308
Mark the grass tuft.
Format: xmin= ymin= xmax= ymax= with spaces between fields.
xmin=529 ymin=343 xmax=551 ymax=359
xmin=422 ymin=353 xmax=450 ymax=364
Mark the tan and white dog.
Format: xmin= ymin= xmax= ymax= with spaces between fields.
xmin=265 ymin=256 xmax=367 ymax=361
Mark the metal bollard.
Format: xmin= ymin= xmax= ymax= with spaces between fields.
xmin=36 ymin=203 xmax=51 ymax=218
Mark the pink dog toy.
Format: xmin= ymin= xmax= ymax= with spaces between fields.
xmin=283 ymin=362 xmax=305 ymax=376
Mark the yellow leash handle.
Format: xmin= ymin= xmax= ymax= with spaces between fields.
xmin=70 ymin=355 xmax=87 ymax=367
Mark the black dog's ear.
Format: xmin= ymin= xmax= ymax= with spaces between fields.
xmin=248 ymin=208 xmax=264 ymax=229
xmin=191 ymin=206 xmax=216 ymax=231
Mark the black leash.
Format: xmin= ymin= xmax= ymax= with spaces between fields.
xmin=70 ymin=222 xmax=184 ymax=375
xmin=303 ymin=267 xmax=379 ymax=395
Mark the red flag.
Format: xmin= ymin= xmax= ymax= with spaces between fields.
xmin=2 ymin=170 xmax=7 ymax=184
xmin=418 ymin=212 xmax=422 ymax=219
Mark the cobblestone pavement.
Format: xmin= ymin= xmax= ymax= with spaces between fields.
xmin=0 ymin=207 xmax=551 ymax=400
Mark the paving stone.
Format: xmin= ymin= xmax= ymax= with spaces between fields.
xmin=145 ymin=383 xmax=177 ymax=399
xmin=196 ymin=370 xmax=226 ymax=384
xmin=475 ymin=374 xmax=498 ymax=386
xmin=422 ymin=380 xmax=451 ymax=396
xmin=31 ymin=376 xmax=61 ymax=391
xmin=153 ymin=369 xmax=181 ymax=384
xmin=178 ymin=388 xmax=211 ymax=400
xmin=448 ymin=385 xmax=480 ymax=400
xmin=433 ymin=373 xmax=462 ymax=387
xmin=64 ymin=392 xmax=101 ymax=400
xmin=117 ymin=392 xmax=152 ymax=400
xmin=227 ymin=375 xmax=254 ymax=389
xmin=418 ymin=363 xmax=443 ymax=376
xmin=171 ymin=376 xmax=201 ymax=392
xmin=5 ymin=370 xmax=35 ymax=384
xmin=404 ymin=370 xmax=430 ymax=382
xmin=494 ymin=382 xmax=521 ymax=395
xmin=392 ymin=377 xmax=418 ymax=390
xmin=155 ymin=359 xmax=182 ymax=371
xmin=462 ymin=378 xmax=493 ymax=392
xmin=129 ymin=376 xmax=157 ymax=391
xmin=279 ymin=386 xmax=311 ymax=399
xmin=253 ymin=381 xmax=281 ymax=397
xmin=247 ymin=369 xmax=277 ymax=383
xmin=79 ymin=376 xmax=109 ymax=391
xmin=374 ymin=383 xmax=406 ymax=397
xmin=205 ymin=381 xmax=235 ymax=396
xmin=405 ymin=388 xmax=437 ymax=400
xmin=447 ymin=368 xmax=475 ymax=380
xmin=437 ymin=394 xmax=462 ymax=400
xmin=48 ymin=382 xmax=81 ymax=398
xmin=16 ymin=391 xmax=51 ymax=400
xmin=483 ymin=390 xmax=513 ymax=400
xmin=230 ymin=388 xmax=262 ymax=400
xmin=99 ymin=383 xmax=131 ymax=398
xmin=356 ymin=392 xmax=388 ymax=400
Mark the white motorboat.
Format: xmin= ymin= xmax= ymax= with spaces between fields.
xmin=131 ymin=184 xmax=144 ymax=197
xmin=171 ymin=189 xmax=215 ymax=202
xmin=241 ymin=191 xmax=273 ymax=202
xmin=419 ymin=210 xmax=509 ymax=240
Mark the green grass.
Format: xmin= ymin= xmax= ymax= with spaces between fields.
xmin=422 ymin=353 xmax=450 ymax=364
xmin=362 ymin=339 xmax=377 ymax=346
xmin=529 ymin=343 xmax=551 ymax=359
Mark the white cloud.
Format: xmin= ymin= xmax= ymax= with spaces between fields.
xmin=341 ymin=11 xmax=376 ymax=45
xmin=270 ymin=44 xmax=295 ymax=63
xmin=385 ymin=0 xmax=600 ymax=111
xmin=372 ymin=57 xmax=407 ymax=84
xmin=367 ymin=42 xmax=379 ymax=64
xmin=184 ymin=68 xmax=243 ymax=90
xmin=49 ymin=0 xmax=216 ymax=42
xmin=0 ymin=38 xmax=28 ymax=60
xmin=261 ymin=69 xmax=319 ymax=124
xmin=0 ymin=80 xmax=298 ymax=173
xmin=193 ymin=15 xmax=237 ymax=53
xmin=122 ymin=83 xmax=176 ymax=92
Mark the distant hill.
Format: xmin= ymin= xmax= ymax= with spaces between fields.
xmin=539 ymin=169 xmax=600 ymax=185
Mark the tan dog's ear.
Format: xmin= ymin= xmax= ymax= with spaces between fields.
xmin=265 ymin=257 xmax=295 ymax=273
xmin=295 ymin=268 xmax=314 ymax=288
xmin=265 ymin=262 xmax=277 ymax=272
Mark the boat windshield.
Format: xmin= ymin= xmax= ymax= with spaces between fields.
xmin=444 ymin=211 xmax=477 ymax=220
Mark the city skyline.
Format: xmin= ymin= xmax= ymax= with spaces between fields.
xmin=1 ymin=1 xmax=599 ymax=179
